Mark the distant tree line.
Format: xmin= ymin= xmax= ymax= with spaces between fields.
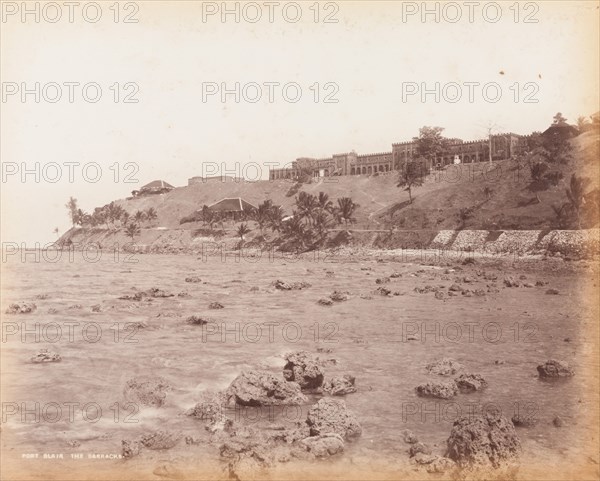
xmin=517 ymin=113 xmax=598 ymax=229
xmin=65 ymin=197 xmax=157 ymax=241
xmin=178 ymin=192 xmax=359 ymax=251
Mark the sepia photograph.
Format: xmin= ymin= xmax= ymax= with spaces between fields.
xmin=1 ymin=1 xmax=599 ymax=480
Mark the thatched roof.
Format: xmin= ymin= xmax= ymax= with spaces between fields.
xmin=141 ymin=180 xmax=174 ymax=190
xmin=208 ymin=197 xmax=257 ymax=212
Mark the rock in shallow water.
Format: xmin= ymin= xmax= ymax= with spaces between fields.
xmin=5 ymin=302 xmax=36 ymax=314
xmin=225 ymin=370 xmax=307 ymax=406
xmin=139 ymin=430 xmax=182 ymax=450
xmin=455 ymin=373 xmax=488 ymax=392
xmin=446 ymin=412 xmax=521 ymax=469
xmin=298 ymin=433 xmax=344 ymax=458
xmin=322 ymin=375 xmax=356 ymax=396
xmin=425 ymin=456 xmax=456 ymax=473
xmin=329 ymin=290 xmax=349 ymax=302
xmin=306 ymin=398 xmax=362 ymax=440
xmin=274 ymin=280 xmax=311 ymax=290
xmin=425 ymin=358 xmax=463 ymax=376
xmin=401 ymin=429 xmax=418 ymax=444
xmin=185 ymin=315 xmax=210 ymax=325
xmin=30 ymin=349 xmax=61 ymax=363
xmin=121 ymin=430 xmax=182 ymax=459
xmin=416 ymin=381 xmax=458 ymax=399
xmin=537 ymin=359 xmax=574 ymax=379
xmin=511 ymin=414 xmax=538 ymax=428
xmin=409 ymin=442 xmax=432 ymax=457
xmin=121 ymin=439 xmax=141 ymax=458
xmin=185 ymin=391 xmax=226 ymax=421
xmin=283 ymin=351 xmax=324 ymax=390
xmin=123 ymin=375 xmax=171 ymax=407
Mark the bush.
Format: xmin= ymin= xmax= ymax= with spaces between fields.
xmin=544 ymin=171 xmax=564 ymax=187
xmin=180 ymin=211 xmax=203 ymax=225
xmin=530 ymin=161 xmax=548 ymax=182
xmin=192 ymin=228 xmax=224 ymax=239
xmin=286 ymin=182 xmax=302 ymax=198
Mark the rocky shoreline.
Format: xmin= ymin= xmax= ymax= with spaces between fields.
xmin=109 ymin=351 xmax=574 ymax=480
xmin=57 ymin=228 xmax=600 ymax=260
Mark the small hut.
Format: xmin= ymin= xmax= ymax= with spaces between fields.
xmin=134 ymin=180 xmax=174 ymax=197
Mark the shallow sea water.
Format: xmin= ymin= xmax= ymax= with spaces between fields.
xmin=1 ymin=252 xmax=598 ymax=480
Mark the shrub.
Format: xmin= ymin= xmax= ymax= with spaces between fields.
xmin=180 ymin=211 xmax=203 ymax=225
xmin=286 ymin=182 xmax=302 ymax=198
xmin=544 ymin=171 xmax=563 ymax=187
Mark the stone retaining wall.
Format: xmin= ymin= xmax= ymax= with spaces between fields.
xmin=404 ymin=229 xmax=599 ymax=258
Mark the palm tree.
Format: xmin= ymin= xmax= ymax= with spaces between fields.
xmin=282 ymin=212 xmax=312 ymax=252
xmin=65 ymin=197 xmax=78 ymax=226
xmin=317 ymin=192 xmax=334 ymax=213
xmin=200 ymin=205 xmax=213 ymax=228
xmin=124 ymin=222 xmax=141 ymax=241
xmin=565 ymin=174 xmax=591 ymax=228
xmin=267 ymin=205 xmax=284 ymax=233
xmin=236 ymin=223 xmax=251 ymax=241
xmin=121 ymin=211 xmax=130 ymax=226
xmin=145 ymin=207 xmax=157 ymax=225
xmin=103 ymin=202 xmax=122 ymax=228
xmin=75 ymin=208 xmax=88 ymax=226
xmin=93 ymin=207 xmax=110 ymax=229
xmin=336 ymin=197 xmax=359 ymax=225
xmin=551 ymin=203 xmax=570 ymax=229
xmin=313 ymin=210 xmax=334 ymax=241
xmin=254 ymin=201 xmax=273 ymax=234
xmin=296 ymin=192 xmax=317 ymax=225
xmin=134 ymin=210 xmax=146 ymax=224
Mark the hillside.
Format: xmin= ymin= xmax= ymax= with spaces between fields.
xmin=115 ymin=130 xmax=599 ymax=231
xmin=115 ymin=174 xmax=401 ymax=229
xmin=378 ymin=130 xmax=600 ymax=230
xmin=60 ymin=130 xmax=599 ymax=251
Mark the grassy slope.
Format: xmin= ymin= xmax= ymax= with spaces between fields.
xmin=117 ymin=174 xmax=402 ymax=229
xmin=378 ymin=130 xmax=600 ymax=230
xmin=110 ymin=130 xmax=599 ymax=232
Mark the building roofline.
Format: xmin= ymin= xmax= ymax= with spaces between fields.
xmin=208 ymin=197 xmax=258 ymax=211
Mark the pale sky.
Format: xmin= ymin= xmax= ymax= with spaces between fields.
xmin=1 ymin=0 xmax=599 ymax=245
